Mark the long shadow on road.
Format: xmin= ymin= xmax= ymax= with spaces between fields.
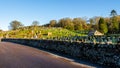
xmin=4 ymin=42 xmax=108 ymax=68
xmin=36 ymin=48 xmax=107 ymax=68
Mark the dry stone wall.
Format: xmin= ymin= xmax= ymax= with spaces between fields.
xmin=2 ymin=38 xmax=120 ymax=67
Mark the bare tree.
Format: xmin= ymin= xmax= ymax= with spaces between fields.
xmin=9 ymin=20 xmax=23 ymax=30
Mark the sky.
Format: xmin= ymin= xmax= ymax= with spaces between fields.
xmin=0 ymin=0 xmax=120 ymax=30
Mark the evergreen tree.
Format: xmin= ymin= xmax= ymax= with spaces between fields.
xmin=112 ymin=17 xmax=119 ymax=31
xmin=98 ymin=18 xmax=108 ymax=34
xmin=110 ymin=9 xmax=117 ymax=17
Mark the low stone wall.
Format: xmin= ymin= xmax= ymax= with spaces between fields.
xmin=2 ymin=38 xmax=120 ymax=67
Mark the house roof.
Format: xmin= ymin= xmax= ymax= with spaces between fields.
xmin=88 ymin=30 xmax=104 ymax=36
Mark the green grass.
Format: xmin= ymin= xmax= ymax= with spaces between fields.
xmin=0 ymin=26 xmax=87 ymax=39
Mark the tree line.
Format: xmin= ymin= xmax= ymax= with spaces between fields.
xmin=44 ymin=10 xmax=120 ymax=34
xmin=8 ymin=10 xmax=120 ymax=34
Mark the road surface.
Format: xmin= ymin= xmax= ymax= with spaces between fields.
xmin=0 ymin=42 xmax=94 ymax=68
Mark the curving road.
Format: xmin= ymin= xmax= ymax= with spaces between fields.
xmin=0 ymin=42 xmax=94 ymax=68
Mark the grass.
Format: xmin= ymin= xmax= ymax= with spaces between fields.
xmin=0 ymin=26 xmax=87 ymax=39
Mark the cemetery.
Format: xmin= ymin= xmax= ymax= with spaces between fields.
xmin=0 ymin=11 xmax=120 ymax=67
xmin=0 ymin=1 xmax=120 ymax=68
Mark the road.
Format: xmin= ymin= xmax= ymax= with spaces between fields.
xmin=0 ymin=42 xmax=94 ymax=68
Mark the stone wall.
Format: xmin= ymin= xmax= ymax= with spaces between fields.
xmin=2 ymin=38 xmax=120 ymax=67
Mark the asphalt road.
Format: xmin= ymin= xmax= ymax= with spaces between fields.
xmin=0 ymin=42 xmax=94 ymax=68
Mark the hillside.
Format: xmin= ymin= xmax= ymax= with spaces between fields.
xmin=0 ymin=26 xmax=87 ymax=39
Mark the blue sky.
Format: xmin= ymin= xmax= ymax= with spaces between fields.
xmin=0 ymin=0 xmax=120 ymax=30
